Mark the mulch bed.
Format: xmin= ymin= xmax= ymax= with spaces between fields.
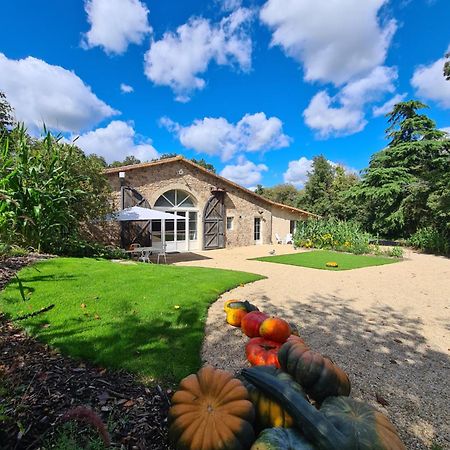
xmin=0 ymin=256 xmax=172 ymax=449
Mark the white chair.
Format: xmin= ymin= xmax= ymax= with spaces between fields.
xmin=275 ymin=233 xmax=283 ymax=244
xmin=285 ymin=233 xmax=293 ymax=244
xmin=138 ymin=249 xmax=152 ymax=263
xmin=157 ymin=244 xmax=167 ymax=264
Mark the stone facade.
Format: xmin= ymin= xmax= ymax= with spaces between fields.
xmin=105 ymin=157 xmax=312 ymax=250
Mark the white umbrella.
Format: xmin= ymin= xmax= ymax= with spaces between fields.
xmin=107 ymin=206 xmax=182 ymax=221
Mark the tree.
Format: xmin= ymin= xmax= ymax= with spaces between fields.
xmin=301 ymin=155 xmax=335 ymax=216
xmin=0 ymin=91 xmax=14 ymax=131
xmin=329 ymin=165 xmax=360 ymax=220
xmin=257 ymin=184 xmax=301 ymax=207
xmin=109 ymin=155 xmax=141 ymax=168
xmin=352 ymin=100 xmax=449 ymax=237
xmin=191 ymin=157 xmax=216 ymax=173
xmin=444 ymin=52 xmax=450 ymax=81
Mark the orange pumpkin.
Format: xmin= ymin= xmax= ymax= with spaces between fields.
xmin=246 ymin=337 xmax=282 ymax=367
xmin=169 ymin=366 xmax=255 ymax=450
xmin=260 ymin=317 xmax=292 ymax=343
xmin=226 ymin=307 xmax=248 ymax=327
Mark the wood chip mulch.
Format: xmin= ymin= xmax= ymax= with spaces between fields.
xmin=0 ymin=256 xmax=172 ymax=449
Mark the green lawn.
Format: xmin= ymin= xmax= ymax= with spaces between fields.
xmin=0 ymin=258 xmax=262 ymax=382
xmin=252 ymin=250 xmax=400 ymax=270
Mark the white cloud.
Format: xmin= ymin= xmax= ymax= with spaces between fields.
xmin=260 ymin=0 xmax=396 ymax=86
xmin=73 ymin=120 xmax=159 ymax=163
xmin=411 ymin=49 xmax=450 ymax=109
xmin=219 ymin=0 xmax=243 ymax=11
xmin=303 ymin=66 xmax=398 ymax=137
xmin=144 ymin=8 xmax=253 ymax=101
xmin=441 ymin=127 xmax=450 ymax=136
xmin=283 ymin=157 xmax=313 ymax=187
xmin=82 ymin=0 xmax=151 ymax=54
xmin=220 ymin=156 xmax=268 ymax=187
xmin=162 ymin=112 xmax=290 ymax=161
xmin=120 ymin=83 xmax=134 ymax=94
xmin=0 ymin=53 xmax=118 ymax=133
xmin=372 ymin=93 xmax=407 ymax=117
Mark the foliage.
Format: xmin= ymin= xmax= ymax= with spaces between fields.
xmin=255 ymin=183 xmax=300 ymax=207
xmin=108 ymin=155 xmax=140 ymax=168
xmin=385 ymin=246 xmax=404 ymax=258
xmin=51 ymin=236 xmax=126 ymax=259
xmin=253 ymin=250 xmax=398 ymax=271
xmin=293 ymin=218 xmax=372 ymax=255
xmin=0 ymin=91 xmax=15 ymax=131
xmin=444 ymin=52 xmax=450 ymax=81
xmin=0 ymin=243 xmax=29 ymax=258
xmin=44 ymin=422 xmax=106 ymax=450
xmin=191 ymin=157 xmax=216 ymax=173
xmin=0 ymin=126 xmax=112 ymax=253
xmin=408 ymin=227 xmax=449 ymax=255
xmin=351 ymin=101 xmax=450 ymax=238
xmin=0 ymin=258 xmax=262 ymax=381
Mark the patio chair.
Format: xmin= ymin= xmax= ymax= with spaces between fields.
xmin=275 ymin=233 xmax=283 ymax=244
xmin=157 ymin=243 xmax=167 ymax=264
xmin=138 ymin=249 xmax=152 ymax=263
xmin=285 ymin=233 xmax=293 ymax=244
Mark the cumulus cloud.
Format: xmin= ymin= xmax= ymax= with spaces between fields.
xmin=0 ymin=53 xmax=118 ymax=133
xmin=372 ymin=93 xmax=407 ymax=117
xmin=120 ymin=83 xmax=134 ymax=93
xmin=303 ymin=66 xmax=398 ymax=137
xmin=441 ymin=127 xmax=450 ymax=136
xmin=411 ymin=48 xmax=450 ymax=109
xmin=219 ymin=0 xmax=243 ymax=11
xmin=283 ymin=157 xmax=313 ymax=187
xmin=260 ymin=0 xmax=396 ymax=86
xmin=144 ymin=8 xmax=253 ymax=101
xmin=82 ymin=0 xmax=151 ymax=54
xmin=220 ymin=156 xmax=268 ymax=187
xmin=73 ymin=120 xmax=159 ymax=163
xmin=161 ymin=112 xmax=290 ymax=161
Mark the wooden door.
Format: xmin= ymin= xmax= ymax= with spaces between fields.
xmin=120 ymin=186 xmax=152 ymax=248
xmin=203 ymin=192 xmax=225 ymax=250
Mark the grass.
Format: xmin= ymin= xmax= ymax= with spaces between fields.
xmin=252 ymin=250 xmax=400 ymax=271
xmin=0 ymin=258 xmax=262 ymax=383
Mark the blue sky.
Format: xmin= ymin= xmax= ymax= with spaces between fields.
xmin=1 ymin=0 xmax=449 ymax=188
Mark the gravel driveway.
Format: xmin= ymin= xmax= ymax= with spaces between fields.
xmin=176 ymin=245 xmax=450 ymax=450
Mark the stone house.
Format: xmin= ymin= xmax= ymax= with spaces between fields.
xmin=104 ymin=156 xmax=316 ymax=251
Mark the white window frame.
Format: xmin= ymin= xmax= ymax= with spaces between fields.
xmin=226 ymin=216 xmax=234 ymax=231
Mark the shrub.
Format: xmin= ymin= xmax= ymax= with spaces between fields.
xmin=294 ymin=218 xmax=372 ymax=255
xmin=51 ymin=235 xmax=126 ymax=259
xmin=385 ymin=246 xmax=404 ymax=258
xmin=408 ymin=227 xmax=449 ymax=255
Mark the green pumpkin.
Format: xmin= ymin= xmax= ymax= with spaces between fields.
xmin=241 ymin=368 xmax=406 ymax=450
xmin=251 ymin=428 xmax=315 ymax=450
xmin=241 ymin=366 xmax=307 ymax=430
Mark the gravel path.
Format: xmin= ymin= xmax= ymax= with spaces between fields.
xmin=176 ymin=245 xmax=450 ymax=450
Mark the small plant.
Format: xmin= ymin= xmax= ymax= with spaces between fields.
xmin=409 ymin=227 xmax=449 ymax=255
xmin=385 ymin=246 xmax=404 ymax=258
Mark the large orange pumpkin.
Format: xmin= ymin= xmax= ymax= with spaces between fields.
xmin=241 ymin=311 xmax=269 ymax=337
xmin=259 ymin=317 xmax=291 ymax=343
xmin=226 ymin=307 xmax=248 ymax=327
xmin=246 ymin=337 xmax=282 ymax=367
xmin=169 ymin=366 xmax=255 ymax=450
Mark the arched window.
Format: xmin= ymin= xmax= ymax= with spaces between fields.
xmin=154 ymin=190 xmax=196 ymax=208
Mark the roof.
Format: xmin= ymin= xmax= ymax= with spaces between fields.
xmin=104 ymin=156 xmax=318 ymax=218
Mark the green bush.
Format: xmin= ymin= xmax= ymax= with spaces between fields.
xmin=409 ymin=227 xmax=449 ymax=255
xmin=50 ymin=235 xmax=126 ymax=259
xmin=385 ymin=246 xmax=404 ymax=258
xmin=294 ymin=218 xmax=372 ymax=255
xmin=0 ymin=243 xmax=29 ymax=258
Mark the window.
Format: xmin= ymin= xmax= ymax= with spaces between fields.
xmin=290 ymin=220 xmax=297 ymax=234
xmin=154 ymin=189 xmax=196 ymax=208
xmin=189 ymin=212 xmax=198 ymax=240
xmin=254 ymin=217 xmax=261 ymax=241
xmin=227 ymin=217 xmax=234 ymax=230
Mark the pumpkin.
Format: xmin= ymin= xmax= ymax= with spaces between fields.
xmin=277 ymin=339 xmax=350 ymax=402
xmin=251 ymin=428 xmax=315 ymax=450
xmin=286 ymin=335 xmax=308 ymax=346
xmin=246 ymin=337 xmax=282 ymax=367
xmin=169 ymin=366 xmax=255 ymax=450
xmin=242 ymin=311 xmax=269 ymax=338
xmin=242 ymin=365 xmax=307 ymax=430
xmin=242 ymin=367 xmax=406 ymax=450
xmin=226 ymin=307 xmax=248 ymax=327
xmin=260 ymin=317 xmax=292 ymax=343
xmin=224 ymin=299 xmax=259 ymax=314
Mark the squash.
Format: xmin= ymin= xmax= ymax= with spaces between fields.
xmin=242 ymin=311 xmax=269 ymax=337
xmin=277 ymin=339 xmax=350 ymax=402
xmin=241 ymin=368 xmax=406 ymax=450
xmin=260 ymin=317 xmax=292 ymax=343
xmin=169 ymin=366 xmax=255 ymax=450
xmin=225 ymin=300 xmax=259 ymax=327
xmin=289 ymin=322 xmax=300 ymax=336
xmin=251 ymin=428 xmax=315 ymax=450
xmin=242 ymin=365 xmax=307 ymax=430
xmin=224 ymin=299 xmax=259 ymax=314
xmin=246 ymin=337 xmax=281 ymax=367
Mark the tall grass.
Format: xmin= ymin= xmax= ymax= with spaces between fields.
xmin=294 ymin=218 xmax=373 ymax=255
xmin=408 ymin=227 xmax=449 ymax=255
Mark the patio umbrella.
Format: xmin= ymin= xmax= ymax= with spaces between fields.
xmin=107 ymin=206 xmax=182 ymax=221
